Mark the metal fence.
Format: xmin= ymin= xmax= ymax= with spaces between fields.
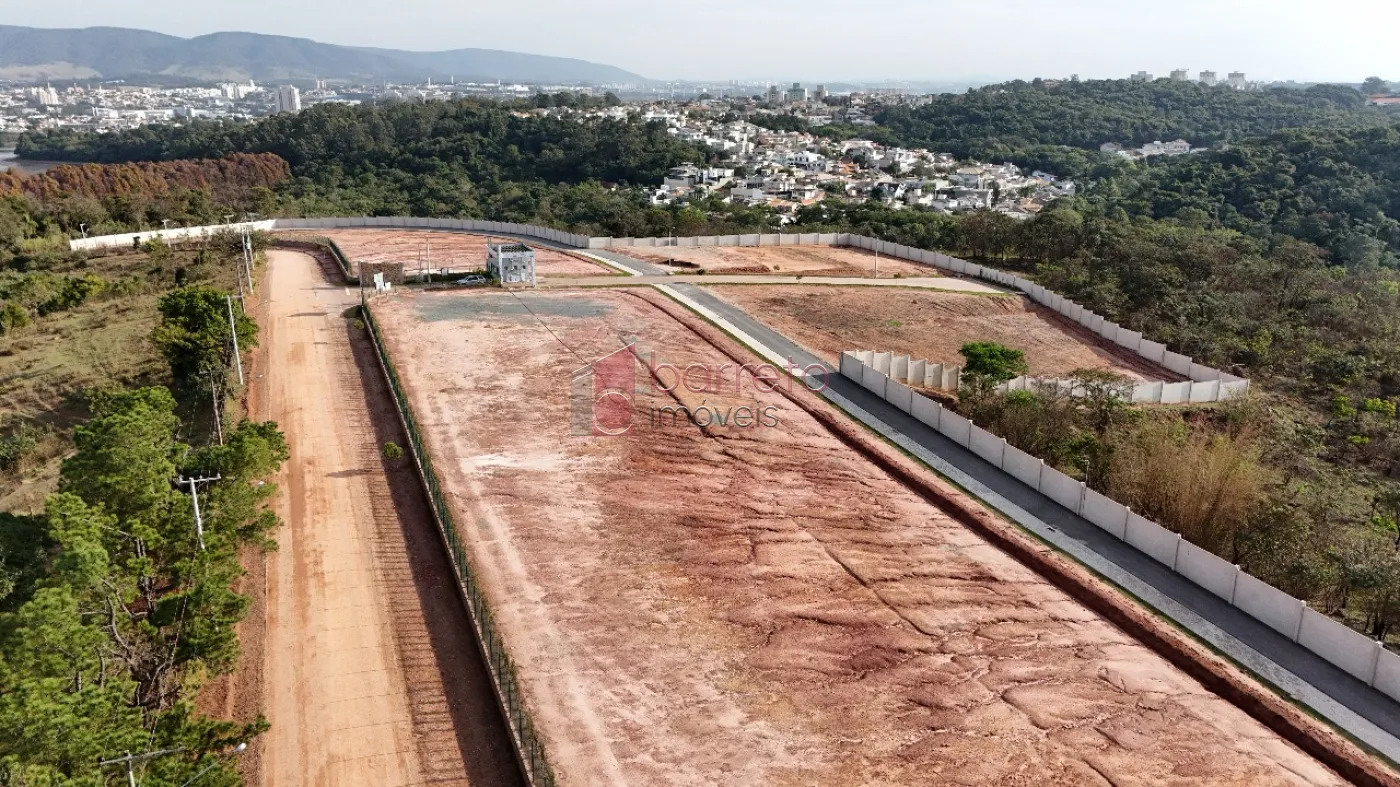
xmin=279 ymin=235 xmax=358 ymax=283
xmin=360 ymin=294 xmax=556 ymax=787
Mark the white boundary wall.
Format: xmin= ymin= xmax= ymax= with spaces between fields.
xmin=837 ymin=351 xmax=1398 ymax=703
xmin=593 ymin=230 xmax=1248 ymax=394
xmin=70 ymin=217 xmax=590 ymax=253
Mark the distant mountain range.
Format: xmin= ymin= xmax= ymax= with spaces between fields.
xmin=0 ymin=25 xmax=648 ymax=85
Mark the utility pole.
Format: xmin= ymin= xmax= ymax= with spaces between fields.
xmin=99 ymin=747 xmax=183 ymax=787
xmin=242 ymin=231 xmax=256 ymax=294
xmin=226 ymin=295 xmax=244 ymax=386
xmin=210 ymin=380 xmax=224 ymax=446
xmin=176 ymin=475 xmax=221 ymax=551
xmin=426 ymin=241 xmax=432 ymax=284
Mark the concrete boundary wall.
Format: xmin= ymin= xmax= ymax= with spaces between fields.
xmin=1175 ymin=541 xmax=1238 ymax=602
xmin=1234 ymin=572 xmax=1305 ymax=640
xmin=838 ymin=351 xmax=1400 ymax=704
xmin=71 ymin=217 xmax=590 ymax=253
xmin=1299 ymin=609 xmax=1382 ymax=684
xmin=937 ymin=410 xmax=973 ymax=448
xmin=1082 ymin=489 xmax=1129 ymax=539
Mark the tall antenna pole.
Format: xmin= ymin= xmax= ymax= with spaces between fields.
xmin=176 ymin=475 xmax=222 ymax=551
xmin=226 ymin=295 xmax=244 ymax=386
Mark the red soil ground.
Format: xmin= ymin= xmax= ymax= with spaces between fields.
xmin=708 ymin=285 xmax=1183 ymax=381
xmin=367 ymin=285 xmax=1341 ymax=787
xmin=278 ymin=228 xmax=612 ymax=277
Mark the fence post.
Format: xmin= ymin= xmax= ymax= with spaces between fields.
xmin=1294 ymin=601 xmax=1307 ymax=643
xmin=1171 ymin=533 xmax=1182 ymax=571
xmin=1371 ymin=641 xmax=1385 ymax=687
xmin=1229 ymin=565 xmax=1241 ymax=605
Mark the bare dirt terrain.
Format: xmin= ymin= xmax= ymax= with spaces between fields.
xmin=622 ymin=243 xmax=939 ymax=277
xmin=249 ymin=250 xmax=521 ymax=787
xmin=368 ymin=284 xmax=1338 ymax=787
xmin=278 ymin=228 xmax=611 ymax=277
xmin=708 ymin=284 xmax=1182 ymax=381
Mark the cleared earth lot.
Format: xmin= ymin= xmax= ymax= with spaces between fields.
xmin=622 ymin=243 xmax=939 ymax=277
xmin=707 ymin=284 xmax=1182 ymax=381
xmin=278 ymin=228 xmax=613 ymax=277
xmin=369 ymin=285 xmax=1339 ymax=787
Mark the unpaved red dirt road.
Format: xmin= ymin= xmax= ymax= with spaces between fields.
xmin=253 ymin=250 xmax=521 ymax=787
xmin=278 ymin=229 xmax=612 ymax=277
xmin=708 ymin=284 xmax=1182 ymax=381
xmin=370 ymin=286 xmax=1340 ymax=787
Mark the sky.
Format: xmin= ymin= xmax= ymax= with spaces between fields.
xmin=2 ymin=0 xmax=1398 ymax=83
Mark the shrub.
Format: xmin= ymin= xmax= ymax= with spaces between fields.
xmin=381 ymin=442 xmax=404 ymax=460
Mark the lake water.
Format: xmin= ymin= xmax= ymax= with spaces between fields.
xmin=0 ymin=150 xmax=59 ymax=175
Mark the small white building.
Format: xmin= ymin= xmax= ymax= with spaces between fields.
xmin=488 ymin=242 xmax=537 ymax=286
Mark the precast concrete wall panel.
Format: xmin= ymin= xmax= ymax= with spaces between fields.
xmin=1098 ymin=321 xmax=1120 ymax=341
xmin=874 ymin=352 xmax=893 ymax=375
xmin=779 ymin=234 xmax=799 ymax=246
xmin=1221 ymin=380 xmax=1250 ymax=399
xmin=801 ymin=233 xmax=820 ymax=244
xmin=1126 ymin=514 xmax=1179 ymax=567
xmin=1160 ymin=381 xmax=1191 ymax=404
xmin=937 ymin=410 xmax=973 ymax=448
xmin=886 ymin=380 xmax=914 ymax=414
xmin=910 ymin=360 xmax=927 ymax=385
xmin=412 ymin=217 xmax=429 ymax=228
xmin=1115 ymin=328 xmax=1143 ymax=349
xmin=891 ymin=355 xmax=910 ymax=382
xmin=1040 ymin=468 xmax=1083 ymax=513
xmin=741 ymin=234 xmax=760 ymax=246
xmin=1087 ymin=314 xmax=1105 ymax=333
xmin=1003 ymin=445 xmax=1043 ymax=489
xmin=1374 ymin=651 xmax=1400 ymax=702
xmin=911 ymin=394 xmax=942 ymax=430
xmin=857 ymin=350 xmax=875 ymax=365
xmin=1132 ymin=381 xmax=1164 ymax=404
xmin=1233 ymin=572 xmax=1305 ymax=640
xmin=1297 ymin=609 xmax=1379 ymax=682
xmin=1189 ymin=363 xmax=1222 ymax=382
xmin=1139 ymin=340 xmax=1168 ymax=365
xmin=392 ymin=217 xmax=409 ymax=227
xmin=925 ymin=363 xmax=943 ymax=388
xmin=840 ymin=352 xmax=864 ymax=380
xmin=1175 ymin=541 xmax=1238 ymax=601
xmin=819 ymin=233 xmax=839 ymax=244
xmin=969 ymin=427 xmax=1006 ymax=466
xmin=1082 ymin=489 xmax=1129 ymax=538
xmin=1163 ymin=351 xmax=1192 ymax=376
xmin=861 ymin=365 xmax=888 ymax=397
xmin=1189 ymin=380 xmax=1222 ymax=403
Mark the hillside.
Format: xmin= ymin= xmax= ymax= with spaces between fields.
xmin=0 ymin=25 xmax=648 ymax=84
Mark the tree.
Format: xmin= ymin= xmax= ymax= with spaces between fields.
xmin=959 ymin=341 xmax=1029 ymax=385
xmin=152 ymin=287 xmax=257 ymax=396
xmin=1362 ymin=77 xmax=1391 ymax=95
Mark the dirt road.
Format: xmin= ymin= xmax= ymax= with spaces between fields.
xmin=253 ymin=250 xmax=522 ymax=787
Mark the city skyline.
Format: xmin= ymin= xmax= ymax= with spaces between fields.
xmin=2 ymin=0 xmax=1396 ymax=84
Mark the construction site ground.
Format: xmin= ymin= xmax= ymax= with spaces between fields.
xmin=622 ymin=243 xmax=940 ymax=277
xmin=366 ymin=284 xmax=1339 ymax=787
xmin=707 ymin=284 xmax=1183 ymax=381
xmin=238 ymin=250 xmax=522 ymax=787
xmin=277 ymin=228 xmax=613 ymax=277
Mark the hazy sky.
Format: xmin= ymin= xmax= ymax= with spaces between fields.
xmin=3 ymin=0 xmax=1398 ymax=83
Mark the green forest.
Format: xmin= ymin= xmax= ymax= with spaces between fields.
xmin=0 ymin=230 xmax=284 ymax=783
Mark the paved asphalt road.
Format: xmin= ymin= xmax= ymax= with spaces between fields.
xmin=669 ymin=281 xmax=1400 ymax=758
xmin=543 ymin=273 xmax=1005 ymax=294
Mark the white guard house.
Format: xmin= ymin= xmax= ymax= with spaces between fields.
xmin=488 ymin=242 xmax=537 ymax=286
